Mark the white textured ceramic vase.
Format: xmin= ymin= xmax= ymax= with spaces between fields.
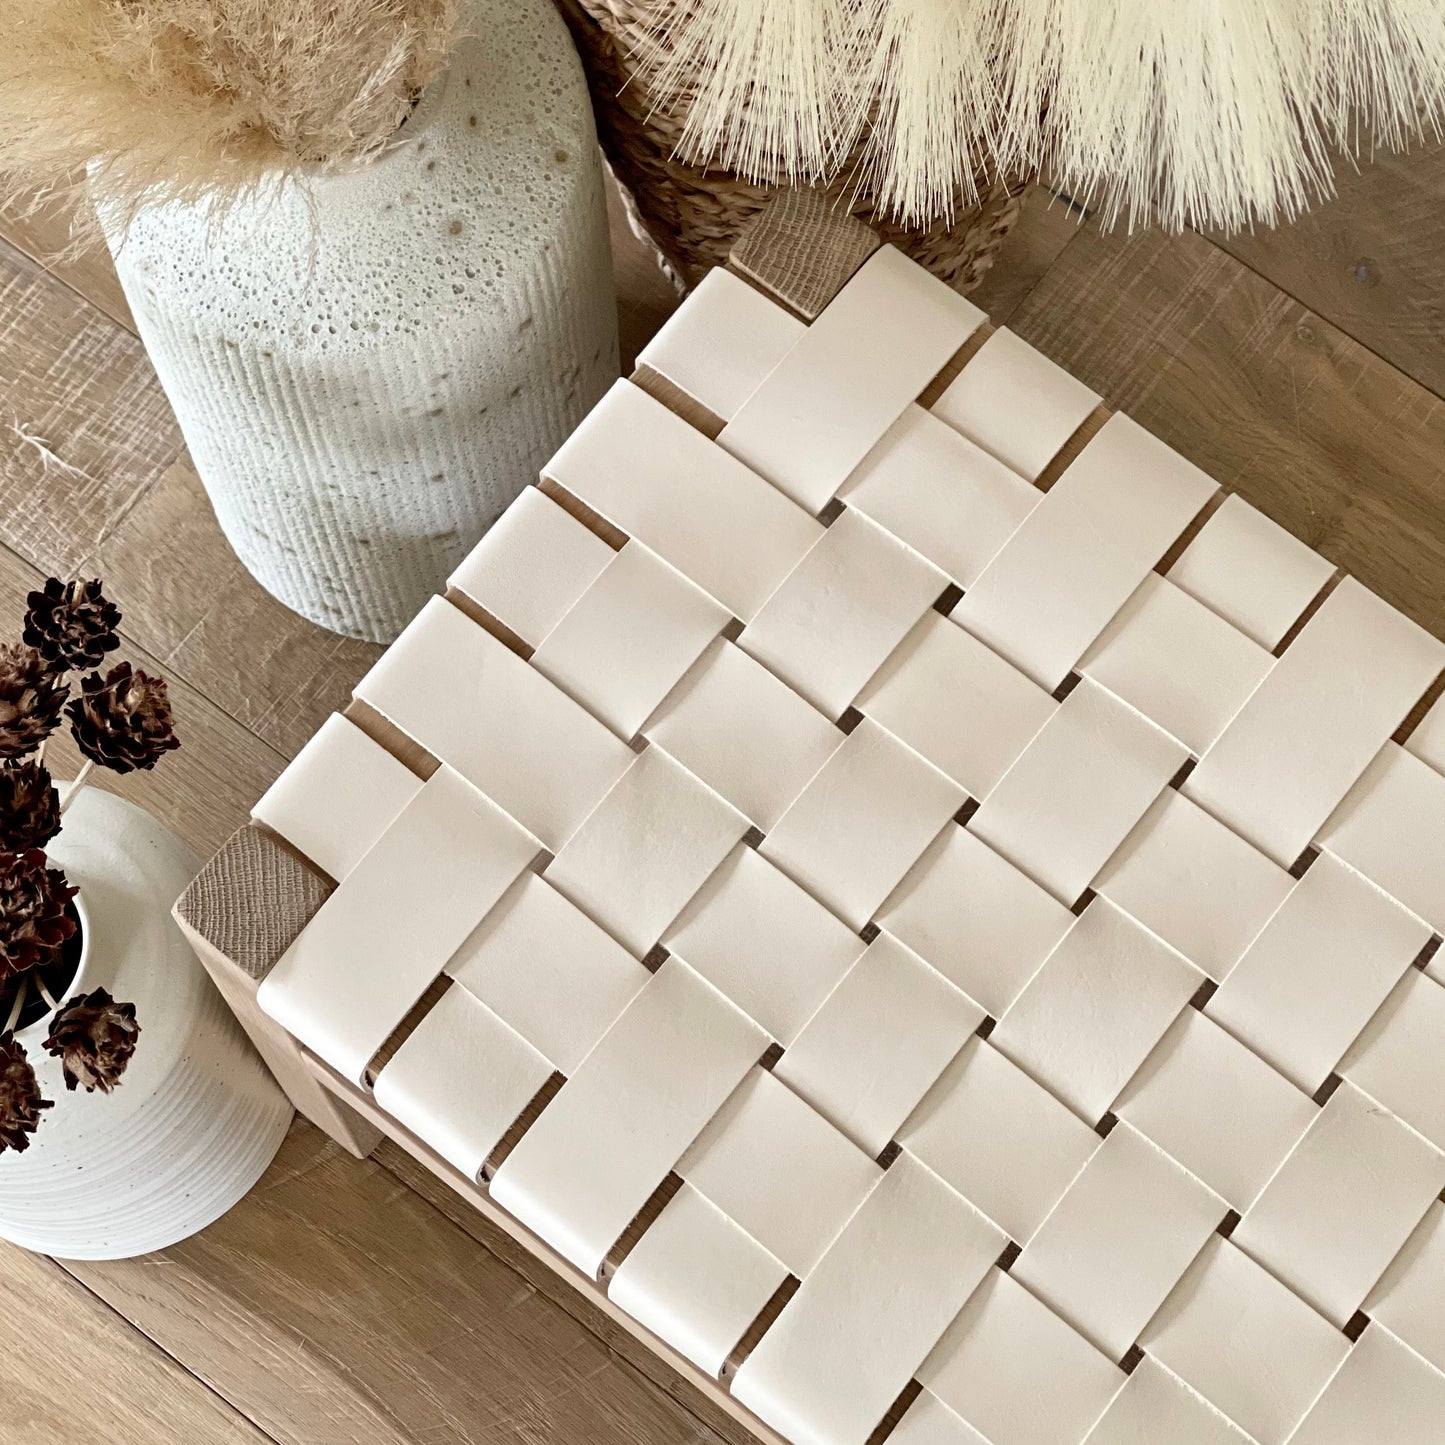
xmin=0 ymin=790 xmax=293 ymax=1260
xmin=102 ymin=0 xmax=618 ymax=642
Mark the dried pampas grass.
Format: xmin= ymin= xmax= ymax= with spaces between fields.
xmin=0 ymin=0 xmax=461 ymax=227
xmin=642 ymin=0 xmax=1445 ymax=232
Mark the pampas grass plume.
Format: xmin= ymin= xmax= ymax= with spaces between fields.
xmin=0 ymin=0 xmax=461 ymax=230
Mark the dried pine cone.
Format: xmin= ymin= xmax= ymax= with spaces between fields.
xmin=0 ymin=644 xmax=68 ymax=760
xmin=0 ymin=1032 xmax=52 ymax=1154
xmin=0 ymin=761 xmax=60 ymax=852
xmin=0 ymin=849 xmax=77 ymax=983
xmin=66 ymin=663 xmax=180 ymax=775
xmin=23 ymin=578 xmax=122 ymax=673
xmin=44 ymin=988 xmax=140 ymax=1094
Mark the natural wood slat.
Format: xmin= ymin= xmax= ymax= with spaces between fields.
xmin=0 ymin=239 xmax=180 ymax=576
xmin=966 ymin=183 xmax=1086 ymax=324
xmin=0 ymin=191 xmax=137 ymax=333
xmin=1212 ymin=142 xmax=1445 ymax=402
xmin=1009 ymin=225 xmax=1445 ymax=639
xmin=85 ymin=462 xmax=383 ymax=760
xmin=606 ymin=177 xmax=682 ymax=372
xmin=729 ymin=186 xmax=881 ymax=319
xmin=0 ymin=1243 xmax=273 ymax=1445
xmin=59 ymin=1121 xmax=728 ymax=1445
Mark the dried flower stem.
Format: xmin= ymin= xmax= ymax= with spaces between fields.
xmin=9 ymin=422 xmax=96 ymax=486
xmin=35 ymin=974 xmax=59 ymax=1012
xmin=59 ymin=759 xmax=94 ymax=815
xmin=4 ymin=980 xmax=26 ymax=1034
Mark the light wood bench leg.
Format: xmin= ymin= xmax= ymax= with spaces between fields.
xmin=173 ymin=825 xmax=383 ymax=1159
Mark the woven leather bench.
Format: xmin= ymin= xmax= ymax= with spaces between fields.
xmin=176 ymin=192 xmax=1445 ymax=1445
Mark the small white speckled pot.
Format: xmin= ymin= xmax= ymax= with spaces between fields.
xmin=101 ymin=0 xmax=618 ymax=642
xmin=0 ymin=789 xmax=292 ymax=1260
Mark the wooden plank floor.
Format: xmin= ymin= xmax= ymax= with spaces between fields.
xmin=0 ymin=147 xmax=1441 ymax=1443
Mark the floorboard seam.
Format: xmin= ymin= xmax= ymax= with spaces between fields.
xmin=372 ymin=1145 xmax=740 ymax=1445
xmin=43 ymin=1253 xmax=286 ymax=1445
xmin=1194 ymin=229 xmax=1445 ymax=408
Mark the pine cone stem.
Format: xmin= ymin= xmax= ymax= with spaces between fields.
xmin=58 ymin=759 xmax=94 ymax=816
xmin=4 ymin=979 xmax=25 ymax=1034
xmin=35 ymin=971 xmax=59 ymax=1011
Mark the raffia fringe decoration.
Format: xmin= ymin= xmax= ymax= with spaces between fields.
xmin=634 ymin=0 xmax=1445 ymax=233
xmin=559 ymin=0 xmax=1024 ymax=292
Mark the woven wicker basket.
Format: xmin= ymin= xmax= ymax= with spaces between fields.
xmin=556 ymin=0 xmax=1024 ymax=294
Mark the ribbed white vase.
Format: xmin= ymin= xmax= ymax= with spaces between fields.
xmin=0 ymin=790 xmax=293 ymax=1260
xmin=102 ymin=0 xmax=617 ymax=642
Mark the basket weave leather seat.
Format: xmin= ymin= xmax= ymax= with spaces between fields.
xmin=241 ymin=214 xmax=1445 ymax=1445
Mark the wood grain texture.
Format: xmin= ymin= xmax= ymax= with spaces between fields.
xmin=85 ymin=462 xmax=383 ymax=759
xmin=730 ymin=187 xmax=880 ymax=319
xmin=176 ymin=825 xmax=334 ymax=982
xmin=0 ymin=537 xmax=284 ymax=859
xmin=377 ymin=1139 xmax=761 ymax=1445
xmin=1212 ymin=142 xmax=1445 ymax=401
xmin=607 ymin=173 xmax=680 ymax=372
xmin=0 ymin=1243 xmax=272 ymax=1445
xmin=1008 ymin=225 xmax=1445 ymax=638
xmin=0 ymin=191 xmax=136 ymax=332
xmin=966 ymin=184 xmax=1086 ymax=325
xmin=173 ymin=825 xmax=384 ymax=1158
xmin=60 ymin=1121 xmax=729 ymax=1445
xmin=0 ymin=239 xmax=180 ymax=574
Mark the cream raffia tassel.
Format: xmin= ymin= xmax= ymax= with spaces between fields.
xmin=643 ymin=0 xmax=1445 ymax=233
xmin=995 ymin=0 xmax=1348 ymax=231
xmin=643 ymin=0 xmax=860 ymax=185
xmin=852 ymin=0 xmax=998 ymax=225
